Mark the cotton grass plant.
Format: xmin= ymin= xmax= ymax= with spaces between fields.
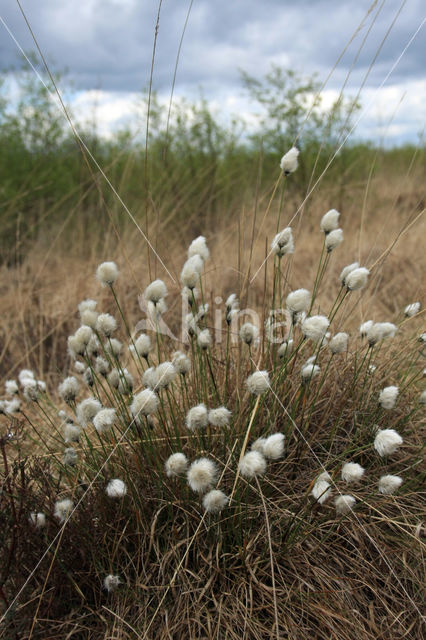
xmin=0 ymin=155 xmax=425 ymax=640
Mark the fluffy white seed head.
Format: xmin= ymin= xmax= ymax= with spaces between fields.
xmin=335 ymin=495 xmax=356 ymax=515
xmin=165 ymin=452 xmax=188 ymax=477
xmin=58 ymin=376 xmax=80 ymax=403
xmin=320 ymin=209 xmax=340 ymax=233
xmin=301 ymin=363 xmax=320 ymax=382
xmin=187 ymin=458 xmax=217 ymax=493
xmin=197 ymin=329 xmax=211 ymax=350
xmin=105 ymin=338 xmax=122 ymax=358
xmin=280 ymin=147 xmax=299 ymax=174
xmin=63 ymin=423 xmax=81 ymax=444
xmin=181 ymin=255 xmax=203 ymax=289
xmin=145 ymin=279 xmax=168 ymax=304
xmin=63 ymin=447 xmax=78 ymax=466
xmin=278 ymin=339 xmax=294 ymax=359
xmin=302 ymin=315 xmax=330 ymax=342
xmin=29 ymin=512 xmax=46 ymax=528
xmin=251 ymin=438 xmax=267 ymax=455
xmin=341 ymin=462 xmax=365 ymax=483
xmin=366 ymin=322 xmax=397 ymax=345
xmin=93 ymin=408 xmax=117 ymax=433
xmin=80 ymin=308 xmax=98 ymax=329
xmin=329 ymin=332 xmax=349 ymax=354
xmin=5 ymin=380 xmax=18 ymax=395
xmin=96 ymin=313 xmax=117 ymax=338
xmin=286 ymin=289 xmax=310 ymax=314
xmin=68 ymin=325 xmax=93 ymax=357
xmin=325 ymin=228 xmax=343 ymax=252
xmin=246 ymin=370 xmax=270 ymax=395
xmin=379 ymin=385 xmax=399 ymax=409
xmin=106 ymin=479 xmax=127 ymax=498
xmin=131 ymin=389 xmax=159 ymax=417
xmin=404 ymin=302 xmax=420 ymax=317
xmin=238 ymin=451 xmax=267 ymax=478
xmin=379 ymin=474 xmax=403 ymax=495
xmin=96 ymin=261 xmax=118 ymax=286
xmin=117 ymin=368 xmax=134 ymax=393
xmin=3 ymin=398 xmax=21 ymax=414
xmin=360 ymin=320 xmax=374 ymax=337
xmin=154 ymin=362 xmax=177 ymax=390
xmin=345 ymin=267 xmax=370 ymax=291
xmin=240 ymin=322 xmax=259 ymax=345
xmin=107 ymin=368 xmax=120 ymax=389
xmin=18 ymin=369 xmax=34 ymax=385
xmin=208 ymin=406 xmax=232 ymax=427
xmin=182 ymin=285 xmax=199 ymax=306
xmin=54 ymin=498 xmax=74 ymax=523
xmin=186 ymin=404 xmax=208 ymax=431
xmin=103 ymin=575 xmax=121 ymax=592
xmin=203 ymin=489 xmax=229 ymax=513
xmin=340 ymin=262 xmax=359 ymax=285
xmin=263 ymin=433 xmax=285 ymax=460
xmin=172 ymin=350 xmax=191 ymax=375
xmin=142 ymin=367 xmax=157 ymax=390
xmin=78 ymin=299 xmax=97 ymax=315
xmin=374 ymin=428 xmax=403 ymax=456
xmin=131 ymin=333 xmax=151 ymax=359
xmin=311 ymin=479 xmax=332 ymax=504
xmin=188 ymin=235 xmax=209 ymax=261
xmin=271 ymin=227 xmax=294 ymax=256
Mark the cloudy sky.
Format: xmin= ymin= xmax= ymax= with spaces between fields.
xmin=1 ymin=0 xmax=424 ymax=144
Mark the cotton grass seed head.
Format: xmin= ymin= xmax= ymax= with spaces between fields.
xmin=5 ymin=380 xmax=18 ymax=395
xmin=96 ymin=313 xmax=117 ymax=338
xmin=145 ymin=279 xmax=168 ymax=304
xmin=278 ymin=339 xmax=294 ymax=358
xmin=186 ymin=404 xmax=208 ymax=431
xmin=246 ymin=370 xmax=270 ymax=395
xmin=286 ymin=288 xmax=310 ymax=314
xmin=325 ymin=228 xmax=343 ymax=252
xmin=131 ymin=389 xmax=159 ymax=418
xmin=208 ymin=406 xmax=231 ymax=427
xmin=366 ymin=322 xmax=397 ymax=345
xmin=80 ymin=308 xmax=98 ymax=329
xmin=78 ymin=298 xmax=97 ymax=315
xmin=320 ymin=209 xmax=340 ymax=233
xmin=374 ymin=428 xmax=403 ymax=456
xmin=188 ymin=235 xmax=209 ymax=261
xmin=154 ymin=362 xmax=177 ymax=390
xmin=240 ymin=322 xmax=259 ymax=345
xmin=197 ymin=328 xmax=211 ymax=350
xmin=165 ymin=452 xmax=188 ymax=477
xmin=105 ymin=338 xmax=122 ymax=358
xmin=341 ymin=462 xmax=365 ymax=483
xmin=301 ymin=363 xmax=320 ymax=382
xmin=103 ymin=574 xmax=121 ymax=593
xmin=379 ymin=474 xmax=403 ymax=495
xmin=251 ymin=438 xmax=267 ymax=455
xmin=63 ymin=447 xmax=78 ymax=466
xmin=131 ymin=333 xmax=151 ymax=359
xmin=340 ymin=262 xmax=359 ymax=285
xmin=107 ymin=368 xmax=120 ymax=389
xmin=181 ymin=254 xmax=203 ymax=289
xmin=311 ymin=478 xmax=331 ymax=504
xmin=404 ymin=302 xmax=420 ymax=317
xmin=172 ymin=350 xmax=191 ymax=375
xmin=187 ymin=458 xmax=217 ymax=493
xmin=379 ymin=385 xmax=399 ymax=409
xmin=335 ymin=495 xmax=356 ymax=515
xmin=96 ymin=261 xmax=118 ymax=286
xmin=271 ymin=227 xmax=294 ymax=256
xmin=360 ymin=320 xmax=373 ymax=337
xmin=106 ymin=479 xmax=127 ymax=498
xmin=63 ymin=423 xmax=81 ymax=444
xmin=302 ymin=315 xmax=330 ymax=342
xmin=329 ymin=332 xmax=348 ymax=354
xmin=54 ymin=498 xmax=74 ymax=523
xmin=58 ymin=377 xmax=79 ymax=403
xmin=93 ymin=408 xmax=117 ymax=433
xmin=29 ymin=512 xmax=46 ymax=528
xmin=238 ymin=450 xmax=267 ymax=478
xmin=280 ymin=146 xmax=299 ymax=174
xmin=345 ymin=267 xmax=370 ymax=291
xmin=203 ymin=489 xmax=229 ymax=513
xmin=263 ymin=433 xmax=285 ymax=460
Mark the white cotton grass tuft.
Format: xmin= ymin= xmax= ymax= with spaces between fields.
xmin=251 ymin=438 xmax=267 ymax=455
xmin=271 ymin=227 xmax=294 ymax=256
xmin=262 ymin=433 xmax=285 ymax=460
xmin=5 ymin=380 xmax=19 ymax=395
xmin=105 ymin=338 xmax=122 ymax=358
xmin=172 ymin=350 xmax=191 ymax=375
xmin=67 ymin=326 xmax=93 ymax=357
xmin=106 ymin=479 xmax=127 ymax=498
xmin=93 ymin=408 xmax=117 ymax=433
xmin=131 ymin=389 xmax=159 ymax=418
xmin=165 ymin=452 xmax=188 ymax=477
xmin=329 ymin=332 xmax=349 ymax=354
xmin=3 ymin=398 xmax=21 ymax=414
xmin=117 ymin=368 xmax=134 ymax=393
xmin=142 ymin=367 xmax=157 ymax=390
xmin=278 ymin=339 xmax=294 ymax=358
xmin=181 ymin=254 xmax=204 ymax=289
xmin=63 ymin=447 xmax=78 ymax=466
xmin=29 ymin=512 xmax=46 ymax=528
xmin=96 ymin=313 xmax=117 ymax=338
xmin=187 ymin=458 xmax=217 ymax=493
xmin=366 ymin=321 xmax=397 ymax=345
xmin=154 ymin=362 xmax=177 ymax=390
xmin=78 ymin=299 xmax=97 ymax=315
xmin=374 ymin=428 xmax=403 ymax=456
xmin=225 ymin=293 xmax=239 ymax=324
xmin=80 ymin=308 xmax=98 ymax=329
xmin=341 ymin=462 xmax=365 ymax=483
xmin=240 ymin=322 xmax=259 ymax=345
xmin=58 ymin=376 xmax=80 ymax=403
xmin=197 ymin=328 xmax=211 ymax=350
xmin=208 ymin=406 xmax=231 ymax=427
xmin=280 ymin=146 xmax=299 ymax=174
xmin=320 ymin=209 xmax=340 ymax=234
xmin=188 ymin=235 xmax=209 ymax=261
xmin=379 ymin=474 xmax=403 ymax=495
xmin=246 ymin=370 xmax=270 ymax=395
xmin=360 ymin=320 xmax=374 ymax=337
xmin=186 ymin=404 xmax=208 ymax=431
xmin=203 ymin=489 xmax=229 ymax=513
xmin=301 ymin=363 xmax=320 ymax=382
xmin=311 ymin=473 xmax=332 ymax=504
xmin=379 ymin=385 xmax=399 ymax=409
xmin=325 ymin=228 xmax=343 ymax=252
xmin=54 ymin=498 xmax=74 ymax=523
xmin=144 ymin=279 xmax=168 ymax=304
xmin=63 ymin=423 xmax=81 ymax=444
xmin=404 ymin=302 xmax=420 ymax=317
xmin=335 ymin=495 xmax=356 ymax=515
xmin=96 ymin=261 xmax=118 ymax=286
xmin=301 ymin=315 xmax=330 ymax=342
xmin=103 ymin=574 xmax=121 ymax=593
xmin=107 ymin=368 xmax=120 ymax=389
xmin=345 ymin=267 xmax=370 ymax=291
xmin=286 ymin=288 xmax=310 ymax=314
xmin=340 ymin=262 xmax=359 ymax=285
xmin=238 ymin=450 xmax=267 ymax=478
